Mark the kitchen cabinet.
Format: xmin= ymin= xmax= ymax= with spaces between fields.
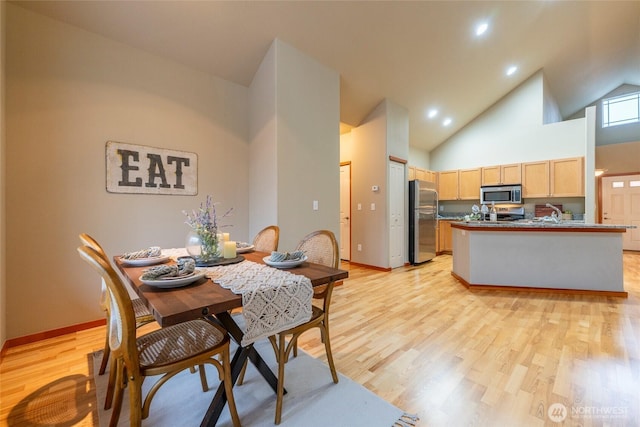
xmin=481 ymin=163 xmax=521 ymax=186
xmin=438 ymin=168 xmax=480 ymax=200
xmin=458 ymin=168 xmax=481 ymax=200
xmin=438 ymin=170 xmax=459 ymax=200
xmin=550 ymin=157 xmax=584 ymax=197
xmin=522 ymin=161 xmax=549 ymax=197
xmin=424 ymin=170 xmax=438 ymax=182
xmin=438 ymin=220 xmax=453 ymax=253
xmin=408 ymin=166 xmax=436 ymax=183
xmin=522 ymin=157 xmax=584 ymax=198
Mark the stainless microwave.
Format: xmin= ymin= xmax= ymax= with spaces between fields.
xmin=480 ymin=184 xmax=522 ymax=204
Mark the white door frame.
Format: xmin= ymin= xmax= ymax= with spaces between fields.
xmin=600 ymin=173 xmax=640 ymax=251
xmin=339 ymin=163 xmax=351 ymax=260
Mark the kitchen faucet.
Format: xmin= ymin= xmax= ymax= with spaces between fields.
xmin=546 ymin=203 xmax=562 ymax=223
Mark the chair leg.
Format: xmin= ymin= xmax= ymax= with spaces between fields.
xmin=128 ymin=374 xmax=143 ymax=427
xmin=237 ymin=359 xmax=248 ymax=385
xmin=322 ymin=322 xmax=339 ymax=384
xmin=275 ymin=333 xmax=287 ymax=424
xmin=104 ymin=356 xmax=117 ymax=410
xmin=109 ymin=359 xmax=124 ymax=427
xmin=197 ymin=364 xmax=209 ymax=392
xmin=222 ymin=348 xmax=241 ymax=427
xmin=99 ymin=334 xmax=110 ymax=375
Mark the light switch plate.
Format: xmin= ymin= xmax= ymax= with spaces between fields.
xmin=370 ymin=203 xmax=376 ymax=211
xmin=313 ymin=200 xmax=318 ymax=210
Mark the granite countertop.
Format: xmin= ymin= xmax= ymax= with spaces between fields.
xmin=451 ymin=220 xmax=634 ymax=230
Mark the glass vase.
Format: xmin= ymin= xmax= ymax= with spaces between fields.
xmin=185 ymin=230 xmax=221 ymax=265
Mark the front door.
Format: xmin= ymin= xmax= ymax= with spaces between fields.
xmin=602 ymin=174 xmax=640 ymax=251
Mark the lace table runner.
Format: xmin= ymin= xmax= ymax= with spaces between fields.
xmin=204 ymin=261 xmax=312 ymax=346
xmin=160 ymin=249 xmax=313 ymax=346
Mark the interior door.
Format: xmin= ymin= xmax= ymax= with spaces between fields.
xmin=602 ymin=174 xmax=640 ymax=251
xmin=339 ymin=164 xmax=351 ymax=260
xmin=389 ymin=161 xmax=405 ymax=268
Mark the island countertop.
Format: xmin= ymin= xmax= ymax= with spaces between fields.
xmin=450 ymin=220 xmax=631 ymax=232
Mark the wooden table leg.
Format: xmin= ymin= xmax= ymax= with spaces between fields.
xmin=200 ymin=312 xmax=285 ymax=426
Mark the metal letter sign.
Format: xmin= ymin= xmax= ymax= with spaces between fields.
xmin=106 ymin=141 xmax=197 ymax=195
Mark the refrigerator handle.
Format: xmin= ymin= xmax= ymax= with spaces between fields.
xmin=435 ymin=191 xmax=439 ymax=229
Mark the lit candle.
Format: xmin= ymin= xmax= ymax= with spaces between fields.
xmin=223 ymin=241 xmax=237 ymax=258
xmin=222 ymin=232 xmax=230 ymax=242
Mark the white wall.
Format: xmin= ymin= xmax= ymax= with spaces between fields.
xmin=585 ymin=106 xmax=596 ymax=223
xmin=386 ymin=101 xmax=410 ymax=161
xmin=596 ymin=141 xmax=640 ymax=174
xmin=430 ymin=71 xmax=586 ymax=171
xmin=408 ymin=146 xmax=430 ymax=170
xmin=5 ymin=5 xmax=250 ymax=339
xmin=542 ymin=74 xmax=562 ymax=124
xmin=249 ymin=43 xmax=278 ymax=241
xmin=250 ymin=39 xmax=341 ymax=252
xmin=349 ymin=102 xmax=387 ymax=267
xmin=276 ymin=40 xmax=340 ymax=250
xmin=344 ymin=99 xmax=409 ymax=268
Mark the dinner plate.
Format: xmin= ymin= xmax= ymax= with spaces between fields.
xmin=140 ymin=270 xmax=206 ymax=288
xmin=263 ymin=255 xmax=308 ymax=269
xmin=119 ymin=255 xmax=170 ymax=267
xmin=236 ymin=244 xmax=255 ymax=254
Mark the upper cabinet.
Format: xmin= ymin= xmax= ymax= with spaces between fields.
xmin=408 ymin=166 xmax=415 ymax=181
xmin=438 ymin=170 xmax=459 ymax=200
xmin=408 ymin=166 xmax=436 ymax=183
xmin=436 ymin=156 xmax=584 ymax=201
xmin=550 ymin=157 xmax=584 ymax=197
xmin=438 ymin=168 xmax=481 ymax=200
xmin=481 ymin=163 xmax=521 ymax=186
xmin=521 ymin=160 xmax=549 ymax=197
xmin=458 ymin=168 xmax=481 ymax=200
xmin=522 ymin=157 xmax=584 ymax=198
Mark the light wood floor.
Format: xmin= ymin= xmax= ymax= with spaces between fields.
xmin=2 ymin=253 xmax=639 ymax=426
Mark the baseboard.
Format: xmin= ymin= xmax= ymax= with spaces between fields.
xmin=345 ymin=261 xmax=392 ymax=272
xmin=1 ymin=318 xmax=106 ymax=362
xmin=451 ymin=272 xmax=628 ymax=298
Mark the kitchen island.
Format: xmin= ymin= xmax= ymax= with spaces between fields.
xmin=450 ymin=221 xmax=631 ymax=297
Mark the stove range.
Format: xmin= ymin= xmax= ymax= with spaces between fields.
xmin=495 ymin=206 xmax=525 ymax=221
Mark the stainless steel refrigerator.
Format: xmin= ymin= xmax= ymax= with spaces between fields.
xmin=409 ymin=180 xmax=438 ymax=264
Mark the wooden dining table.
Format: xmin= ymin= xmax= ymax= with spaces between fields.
xmin=115 ymin=250 xmax=348 ymax=426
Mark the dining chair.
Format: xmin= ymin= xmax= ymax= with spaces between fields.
xmin=269 ymin=229 xmax=340 ymax=424
xmin=79 ymin=233 xmax=157 ymax=410
xmin=252 ymin=225 xmax=280 ymax=253
xmin=77 ymin=245 xmax=241 ymax=427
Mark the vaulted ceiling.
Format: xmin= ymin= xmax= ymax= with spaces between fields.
xmin=14 ymin=1 xmax=640 ymax=152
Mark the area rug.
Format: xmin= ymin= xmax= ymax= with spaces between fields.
xmin=92 ymin=339 xmax=418 ymax=426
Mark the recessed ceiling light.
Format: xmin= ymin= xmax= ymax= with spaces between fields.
xmin=475 ymin=22 xmax=489 ymax=37
xmin=443 ymin=118 xmax=452 ymax=126
xmin=506 ymin=65 xmax=518 ymax=76
xmin=427 ymin=109 xmax=438 ymax=119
